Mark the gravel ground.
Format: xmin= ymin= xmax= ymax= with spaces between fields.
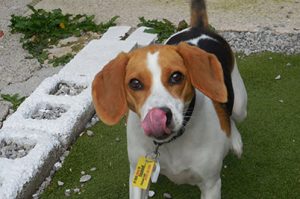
xmin=220 ymin=29 xmax=300 ymax=55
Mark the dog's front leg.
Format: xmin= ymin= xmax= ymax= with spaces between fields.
xmin=129 ymin=166 xmax=149 ymax=199
xmin=198 ymin=178 xmax=221 ymax=199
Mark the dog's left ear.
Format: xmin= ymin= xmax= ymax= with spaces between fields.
xmin=177 ymin=42 xmax=227 ymax=103
xmin=92 ymin=52 xmax=129 ymax=125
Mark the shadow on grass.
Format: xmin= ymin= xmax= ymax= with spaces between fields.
xmin=42 ymin=52 xmax=300 ymax=199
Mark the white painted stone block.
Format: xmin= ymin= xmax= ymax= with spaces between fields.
xmin=3 ymin=82 xmax=94 ymax=146
xmin=0 ymin=128 xmax=61 ymax=199
xmin=101 ymin=26 xmax=131 ymax=40
xmin=126 ymin=26 xmax=158 ymax=47
xmin=58 ymin=39 xmax=137 ymax=79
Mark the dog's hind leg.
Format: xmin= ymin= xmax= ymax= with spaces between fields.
xmin=231 ymin=60 xmax=248 ymax=123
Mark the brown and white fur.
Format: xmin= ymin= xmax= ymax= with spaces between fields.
xmin=92 ymin=0 xmax=247 ymax=198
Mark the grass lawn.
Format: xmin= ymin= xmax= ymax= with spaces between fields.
xmin=41 ymin=52 xmax=300 ymax=199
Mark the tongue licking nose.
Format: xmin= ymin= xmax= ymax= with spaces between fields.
xmin=142 ymin=108 xmax=171 ymax=137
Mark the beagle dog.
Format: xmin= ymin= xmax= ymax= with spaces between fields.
xmin=92 ymin=0 xmax=247 ymax=198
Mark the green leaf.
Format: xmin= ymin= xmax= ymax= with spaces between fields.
xmin=1 ymin=93 xmax=26 ymax=111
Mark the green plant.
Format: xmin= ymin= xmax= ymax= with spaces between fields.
xmin=1 ymin=93 xmax=26 ymax=111
xmin=138 ymin=17 xmax=188 ymax=43
xmin=49 ymin=53 xmax=74 ymax=67
xmin=10 ymin=5 xmax=118 ymax=64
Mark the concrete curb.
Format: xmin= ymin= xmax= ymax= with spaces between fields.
xmin=0 ymin=26 xmax=157 ymax=199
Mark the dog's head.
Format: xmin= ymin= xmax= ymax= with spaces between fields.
xmin=92 ymin=42 xmax=227 ymax=141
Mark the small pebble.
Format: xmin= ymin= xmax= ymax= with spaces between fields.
xmin=80 ymin=175 xmax=91 ymax=183
xmin=224 ymin=165 xmax=228 ymax=169
xmin=8 ymin=109 xmax=14 ymax=115
xmin=90 ymin=167 xmax=97 ymax=171
xmin=81 ymin=171 xmax=85 ymax=175
xmin=90 ymin=117 xmax=99 ymax=126
xmin=54 ymin=162 xmax=62 ymax=170
xmin=163 ymin=192 xmax=172 ymax=199
xmin=279 ymin=100 xmax=284 ymax=103
xmin=79 ymin=131 xmax=85 ymax=137
xmin=115 ymin=137 xmax=120 ymax=142
xmin=149 ymin=190 xmax=155 ymax=197
xmin=57 ymin=181 xmax=64 ymax=186
xmin=275 ymin=75 xmax=281 ymax=80
xmin=86 ymin=130 xmax=94 ymax=137
xmin=73 ymin=188 xmax=80 ymax=193
xmin=65 ymin=189 xmax=71 ymax=197
xmin=286 ymin=63 xmax=291 ymax=66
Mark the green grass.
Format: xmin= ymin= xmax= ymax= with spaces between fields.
xmin=41 ymin=52 xmax=300 ymax=198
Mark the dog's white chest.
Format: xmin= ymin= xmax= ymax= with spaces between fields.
xmin=157 ymin=142 xmax=224 ymax=186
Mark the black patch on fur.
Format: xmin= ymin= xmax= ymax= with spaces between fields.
xmin=166 ymin=28 xmax=234 ymax=115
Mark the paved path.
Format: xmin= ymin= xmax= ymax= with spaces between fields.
xmin=0 ymin=0 xmax=299 ymax=125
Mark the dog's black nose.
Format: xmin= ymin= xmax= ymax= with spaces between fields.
xmin=159 ymin=107 xmax=172 ymax=127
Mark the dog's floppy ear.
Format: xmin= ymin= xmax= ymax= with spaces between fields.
xmin=92 ymin=52 xmax=129 ymax=125
xmin=177 ymin=42 xmax=227 ymax=103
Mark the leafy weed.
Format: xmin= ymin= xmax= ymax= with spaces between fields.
xmin=1 ymin=94 xmax=26 ymax=111
xmin=10 ymin=5 xmax=118 ymax=65
xmin=138 ymin=17 xmax=188 ymax=43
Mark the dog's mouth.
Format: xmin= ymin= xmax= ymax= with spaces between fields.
xmin=141 ymin=107 xmax=175 ymax=140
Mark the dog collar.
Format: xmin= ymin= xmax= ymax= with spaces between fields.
xmin=153 ymin=94 xmax=196 ymax=149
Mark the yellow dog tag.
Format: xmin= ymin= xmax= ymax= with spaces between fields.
xmin=132 ymin=156 xmax=155 ymax=190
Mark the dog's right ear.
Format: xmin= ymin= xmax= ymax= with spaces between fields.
xmin=92 ymin=52 xmax=129 ymax=125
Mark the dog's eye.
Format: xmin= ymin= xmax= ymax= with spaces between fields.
xmin=169 ymin=71 xmax=184 ymax=85
xmin=129 ymin=78 xmax=144 ymax=91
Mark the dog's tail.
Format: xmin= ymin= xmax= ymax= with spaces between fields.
xmin=190 ymin=0 xmax=209 ymax=29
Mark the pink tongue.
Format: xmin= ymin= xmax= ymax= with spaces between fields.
xmin=142 ymin=108 xmax=171 ymax=137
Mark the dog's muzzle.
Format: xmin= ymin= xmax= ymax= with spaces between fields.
xmin=141 ymin=107 xmax=173 ymax=139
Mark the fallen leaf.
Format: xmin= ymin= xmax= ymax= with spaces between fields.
xmin=59 ymin=22 xmax=65 ymax=29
